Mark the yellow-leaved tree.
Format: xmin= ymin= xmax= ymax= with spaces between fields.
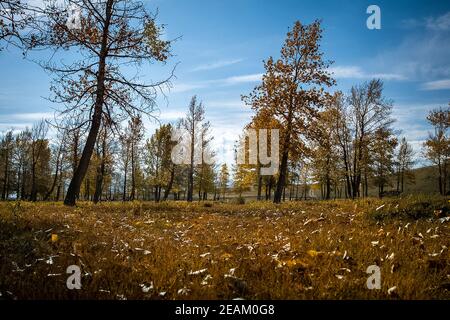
xmin=243 ymin=20 xmax=335 ymax=203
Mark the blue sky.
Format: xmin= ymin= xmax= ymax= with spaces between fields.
xmin=1 ymin=0 xmax=450 ymax=165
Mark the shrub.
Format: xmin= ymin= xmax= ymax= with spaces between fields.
xmin=233 ymin=196 xmax=246 ymax=205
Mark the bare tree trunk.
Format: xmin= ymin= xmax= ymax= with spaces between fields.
xmin=325 ymin=175 xmax=331 ymax=200
xmin=64 ymin=0 xmax=113 ymax=206
xmin=2 ymin=150 xmax=9 ymax=200
xmin=187 ymin=118 xmax=195 ymax=202
xmin=257 ymin=167 xmax=262 ymax=201
xmin=274 ymin=148 xmax=289 ymax=203
xmin=20 ymin=166 xmax=26 ymax=200
xmin=265 ymin=183 xmax=268 ymax=200
xmin=154 ymin=185 xmax=159 ymax=202
xmin=364 ymin=169 xmax=368 ymax=197
xmin=85 ymin=178 xmax=90 ymax=201
xmin=44 ymin=143 xmax=63 ymax=201
xmin=30 ymin=162 xmax=37 ymax=202
xmin=123 ymin=170 xmax=128 ymax=201
xmin=93 ymin=131 xmax=107 ymax=203
xmin=443 ymin=160 xmax=448 ymax=195
xmin=163 ymin=165 xmax=175 ymax=201
xmin=401 ymin=171 xmax=404 ymax=193
xmin=130 ymin=139 xmax=136 ymax=201
xmin=268 ymin=178 xmax=273 ymax=200
xmin=16 ymin=166 xmax=21 ymax=200
xmin=438 ymin=160 xmax=443 ymax=195
xmin=43 ymin=162 xmax=59 ymax=201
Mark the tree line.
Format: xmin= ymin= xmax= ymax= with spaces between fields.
xmin=1 ymin=2 xmax=448 ymax=204
xmin=0 ymin=97 xmax=231 ymax=202
xmin=237 ymin=20 xmax=449 ymax=202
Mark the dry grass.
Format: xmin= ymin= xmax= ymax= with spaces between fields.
xmin=0 ymin=196 xmax=449 ymax=300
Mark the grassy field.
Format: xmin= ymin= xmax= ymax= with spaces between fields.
xmin=0 ymin=196 xmax=449 ymax=300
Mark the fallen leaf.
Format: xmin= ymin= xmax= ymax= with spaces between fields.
xmin=188 ymin=268 xmax=208 ymax=276
xmin=51 ymin=234 xmax=58 ymax=243
xmin=307 ymin=250 xmax=322 ymax=258
xmin=388 ymin=286 xmax=397 ymax=295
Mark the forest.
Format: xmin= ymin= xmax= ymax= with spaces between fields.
xmin=0 ymin=0 xmax=449 ymax=301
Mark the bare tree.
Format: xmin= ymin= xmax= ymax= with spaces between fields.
xmin=93 ymin=122 xmax=111 ymax=203
xmin=43 ymin=127 xmax=67 ymax=200
xmin=395 ymin=137 xmax=415 ymax=193
xmin=129 ymin=115 xmax=144 ymax=201
xmin=30 ymin=120 xmax=48 ymax=201
xmin=119 ymin=130 xmax=131 ymax=201
xmin=181 ymin=96 xmax=205 ymax=202
xmin=333 ymin=80 xmax=394 ymax=198
xmin=13 ymin=128 xmax=32 ymax=200
xmin=0 ymin=130 xmax=14 ymax=200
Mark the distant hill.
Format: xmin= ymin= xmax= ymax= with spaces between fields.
xmin=329 ymin=165 xmax=442 ymax=198
xmin=387 ymin=165 xmax=441 ymax=195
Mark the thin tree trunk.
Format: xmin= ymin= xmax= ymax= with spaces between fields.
xmin=94 ymin=130 xmax=107 ymax=203
xmin=2 ymin=150 xmax=9 ymax=200
xmin=16 ymin=166 xmax=21 ymax=200
xmin=64 ymin=0 xmax=113 ymax=206
xmin=187 ymin=121 xmax=195 ymax=202
xmin=130 ymin=139 xmax=136 ymax=201
xmin=31 ymin=162 xmax=37 ymax=202
xmin=274 ymin=148 xmax=289 ymax=203
xmin=364 ymin=170 xmax=368 ymax=197
xmin=326 ymin=175 xmax=331 ymax=200
xmin=123 ymin=173 xmax=128 ymax=201
xmin=163 ymin=166 xmax=175 ymax=201
xmin=401 ymin=171 xmax=404 ymax=193
xmin=257 ymin=168 xmax=262 ymax=201
xmin=44 ymin=143 xmax=63 ymax=201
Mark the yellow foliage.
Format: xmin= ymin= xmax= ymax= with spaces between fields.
xmin=220 ymin=253 xmax=233 ymax=260
xmin=51 ymin=234 xmax=58 ymax=243
xmin=307 ymin=249 xmax=322 ymax=257
xmin=284 ymin=258 xmax=308 ymax=268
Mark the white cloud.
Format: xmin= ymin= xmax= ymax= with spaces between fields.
xmin=170 ymin=83 xmax=206 ymax=93
xmin=0 ymin=112 xmax=54 ymax=123
xmin=378 ymin=11 xmax=450 ymax=82
xmin=175 ymin=65 xmax=406 ymax=95
xmin=328 ymin=66 xmax=406 ymax=81
xmin=190 ymin=59 xmax=244 ymax=72
xmin=171 ymin=73 xmax=262 ymax=93
xmin=329 ymin=66 xmax=364 ymax=78
xmin=391 ymin=102 xmax=448 ymax=165
xmin=426 ymin=11 xmax=450 ymax=31
xmin=421 ymin=79 xmax=450 ymax=91
xmin=222 ymin=73 xmax=263 ymax=84
xmin=0 ymin=123 xmax=33 ymax=132
xmin=401 ymin=11 xmax=450 ymax=31
xmin=206 ymin=99 xmax=246 ymax=109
